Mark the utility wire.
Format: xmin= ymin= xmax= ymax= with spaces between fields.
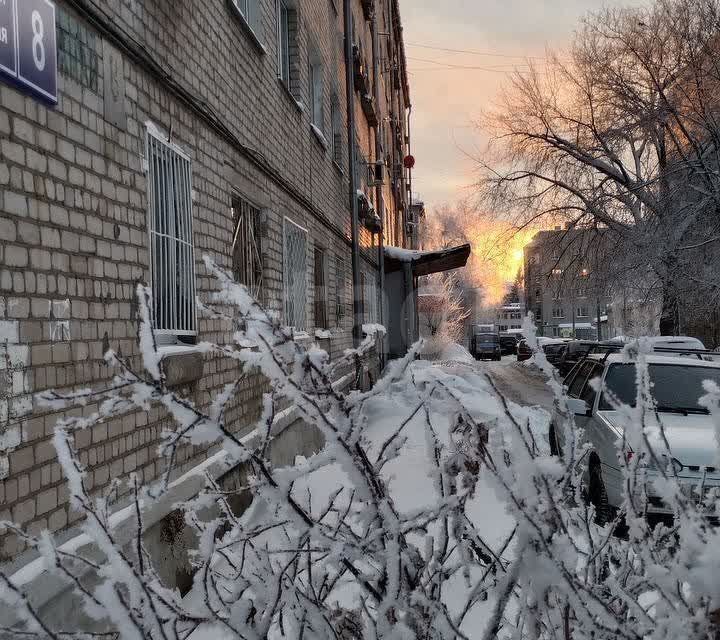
xmin=406 ymin=56 xmax=534 ymax=74
xmin=405 ymin=41 xmax=548 ymax=61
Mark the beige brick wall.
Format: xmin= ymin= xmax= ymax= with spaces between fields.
xmin=0 ymin=0 xmax=410 ymax=559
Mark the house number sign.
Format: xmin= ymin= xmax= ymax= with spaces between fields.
xmin=0 ymin=0 xmax=57 ymax=104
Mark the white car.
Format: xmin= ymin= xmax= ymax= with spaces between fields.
xmin=552 ymin=350 xmax=720 ymax=523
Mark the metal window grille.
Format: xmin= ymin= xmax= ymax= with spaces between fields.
xmin=231 ymin=195 xmax=263 ymax=300
xmin=314 ymin=247 xmax=328 ymax=329
xmin=335 ymin=255 xmax=347 ymax=326
xmin=283 ymin=217 xmax=308 ymax=331
xmin=146 ymin=129 xmax=197 ymax=338
xmin=364 ymin=271 xmax=378 ymax=323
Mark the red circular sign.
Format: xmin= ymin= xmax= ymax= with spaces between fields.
xmin=403 ymin=155 xmax=415 ymax=169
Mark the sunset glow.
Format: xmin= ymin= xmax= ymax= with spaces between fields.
xmin=465 ymin=222 xmax=537 ymax=306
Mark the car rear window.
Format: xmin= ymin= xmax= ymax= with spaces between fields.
xmin=476 ymin=334 xmax=498 ymax=344
xmin=598 ymin=363 xmax=720 ymax=411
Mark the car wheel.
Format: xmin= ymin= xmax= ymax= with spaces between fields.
xmin=587 ymin=455 xmax=611 ymax=526
xmin=549 ymin=424 xmax=559 ymax=457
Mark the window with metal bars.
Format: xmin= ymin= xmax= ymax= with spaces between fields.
xmin=363 ymin=270 xmax=378 ymax=323
xmin=146 ymin=127 xmax=197 ymax=342
xmin=283 ymin=217 xmax=308 ymax=331
xmin=231 ymin=195 xmax=263 ymax=301
xmin=314 ymin=247 xmax=328 ymax=329
xmin=335 ymin=255 xmax=347 ymax=327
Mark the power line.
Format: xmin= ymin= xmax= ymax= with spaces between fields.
xmin=405 ymin=41 xmax=547 ymax=61
xmin=406 ymin=56 xmax=534 ymax=74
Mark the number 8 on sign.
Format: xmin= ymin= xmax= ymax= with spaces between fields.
xmin=31 ymin=10 xmax=45 ymax=72
xmin=15 ymin=0 xmax=57 ymax=104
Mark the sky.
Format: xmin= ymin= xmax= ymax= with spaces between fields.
xmin=399 ymin=0 xmax=640 ymax=213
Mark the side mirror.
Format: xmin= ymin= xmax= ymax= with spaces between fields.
xmin=567 ymin=397 xmax=590 ymax=416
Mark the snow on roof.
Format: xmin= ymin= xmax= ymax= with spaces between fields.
xmin=558 ymin=323 xmax=594 ymax=329
xmin=383 ymin=245 xmax=425 ymax=262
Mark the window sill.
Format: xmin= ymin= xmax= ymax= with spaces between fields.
xmin=158 ymin=345 xmax=204 ymax=387
xmin=310 ymin=124 xmax=329 ymax=151
xmin=228 ymin=2 xmax=267 ymax=55
xmin=278 ymin=78 xmax=304 ymax=113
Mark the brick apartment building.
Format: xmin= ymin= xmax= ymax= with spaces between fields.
xmin=523 ymin=228 xmax=612 ymax=339
xmin=0 ymin=0 xmax=416 ymax=566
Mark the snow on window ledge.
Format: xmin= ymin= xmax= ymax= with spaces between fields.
xmin=362 ymin=323 xmax=386 ymax=337
xmin=315 ymin=329 xmax=332 ymax=339
xmin=156 ymin=344 xmax=203 ymax=359
xmin=310 ymin=124 xmax=329 ymax=150
xmin=278 ymin=78 xmax=304 ymax=113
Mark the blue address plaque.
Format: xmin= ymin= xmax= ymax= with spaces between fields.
xmin=0 ymin=0 xmax=57 ymax=104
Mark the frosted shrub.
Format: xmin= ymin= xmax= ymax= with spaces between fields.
xmin=1 ymin=265 xmax=719 ymax=639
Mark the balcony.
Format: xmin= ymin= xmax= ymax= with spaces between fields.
xmin=361 ymin=93 xmax=378 ymax=127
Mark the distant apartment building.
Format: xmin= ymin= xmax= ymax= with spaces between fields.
xmin=0 ymin=0 xmax=420 ymax=567
xmin=523 ymin=228 xmax=612 ymax=339
xmin=496 ymin=302 xmax=524 ymax=333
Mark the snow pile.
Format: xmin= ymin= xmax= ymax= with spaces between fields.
xmin=437 ymin=342 xmax=474 ymax=363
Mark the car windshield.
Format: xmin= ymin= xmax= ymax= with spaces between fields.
xmin=477 ymin=334 xmax=498 ymax=344
xmin=598 ymin=363 xmax=720 ymax=412
xmin=543 ymin=344 xmax=565 ymax=355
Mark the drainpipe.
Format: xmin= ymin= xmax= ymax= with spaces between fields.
xmin=344 ymin=0 xmax=362 ymax=347
xmin=370 ymin=5 xmax=386 ymax=359
xmin=406 ymin=104 xmax=412 ymax=248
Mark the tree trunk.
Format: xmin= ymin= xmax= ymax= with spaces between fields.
xmin=659 ymin=278 xmax=679 ymax=336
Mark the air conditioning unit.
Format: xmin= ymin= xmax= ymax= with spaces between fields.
xmin=367 ymin=160 xmax=385 ymax=186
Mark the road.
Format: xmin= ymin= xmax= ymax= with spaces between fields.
xmin=482 ymin=356 xmax=555 ymax=413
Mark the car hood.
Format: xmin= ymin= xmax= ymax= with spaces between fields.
xmin=599 ymin=410 xmax=719 ymax=469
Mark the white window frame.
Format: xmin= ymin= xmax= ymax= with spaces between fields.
xmin=552 ymin=308 xmax=564 ymax=319
xmin=309 ymin=55 xmax=324 ymax=130
xmin=277 ymin=0 xmax=291 ymax=86
xmin=577 ymin=306 xmax=589 ymax=318
xmin=232 ymin=0 xmax=250 ymax=22
xmin=145 ymin=124 xmax=197 ymax=341
xmin=229 ymin=0 xmax=262 ymax=41
xmin=283 ymin=216 xmax=308 ymax=331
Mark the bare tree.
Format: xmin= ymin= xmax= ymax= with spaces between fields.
xmin=479 ymin=0 xmax=720 ymax=335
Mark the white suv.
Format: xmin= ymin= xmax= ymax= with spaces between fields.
xmin=552 ymin=350 xmax=720 ymax=523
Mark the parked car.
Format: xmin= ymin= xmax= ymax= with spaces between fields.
xmin=517 ymin=337 xmax=566 ymax=362
xmin=472 ymin=333 xmax=502 ymax=361
xmin=542 ymin=341 xmax=568 ymax=368
xmin=557 ymin=340 xmax=597 ymax=377
xmin=517 ymin=338 xmax=532 ymax=361
xmin=551 ymin=349 xmax=720 ymax=524
xmin=499 ymin=334 xmax=519 ymax=356
xmin=602 ymin=335 xmax=706 ymax=351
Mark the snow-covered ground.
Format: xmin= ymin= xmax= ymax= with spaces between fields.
xmin=485 ymin=358 xmax=555 ymax=413
xmin=189 ymin=349 xmax=553 ymax=638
